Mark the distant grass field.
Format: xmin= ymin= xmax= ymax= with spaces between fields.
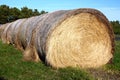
xmin=0 ymin=40 xmax=120 ymax=80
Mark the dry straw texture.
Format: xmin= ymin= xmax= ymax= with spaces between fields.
xmin=0 ymin=8 xmax=114 ymax=68
xmin=0 ymin=24 xmax=6 ymax=39
xmin=1 ymin=23 xmax=12 ymax=44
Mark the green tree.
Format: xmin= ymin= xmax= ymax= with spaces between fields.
xmin=0 ymin=5 xmax=10 ymax=24
xmin=33 ymin=9 xmax=40 ymax=16
xmin=40 ymin=10 xmax=48 ymax=15
xmin=0 ymin=5 xmax=48 ymax=24
xmin=20 ymin=7 xmax=33 ymax=18
xmin=110 ymin=20 xmax=120 ymax=34
xmin=8 ymin=7 xmax=21 ymax=22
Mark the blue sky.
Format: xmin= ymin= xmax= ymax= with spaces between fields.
xmin=0 ymin=0 xmax=120 ymax=21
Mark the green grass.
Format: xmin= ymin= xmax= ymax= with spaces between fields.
xmin=0 ymin=40 xmax=120 ymax=80
xmin=0 ymin=40 xmax=93 ymax=80
xmin=106 ymin=41 xmax=120 ymax=71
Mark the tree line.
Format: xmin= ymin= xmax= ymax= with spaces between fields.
xmin=0 ymin=5 xmax=47 ymax=24
xmin=110 ymin=21 xmax=120 ymax=35
xmin=0 ymin=5 xmax=120 ymax=34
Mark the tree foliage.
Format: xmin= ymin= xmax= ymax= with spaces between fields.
xmin=110 ymin=20 xmax=120 ymax=34
xmin=0 ymin=5 xmax=47 ymax=24
xmin=0 ymin=5 xmax=10 ymax=24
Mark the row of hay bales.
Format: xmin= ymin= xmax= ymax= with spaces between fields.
xmin=0 ymin=8 xmax=114 ymax=69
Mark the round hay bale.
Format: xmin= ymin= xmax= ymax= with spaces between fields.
xmin=17 ymin=18 xmax=31 ymax=49
xmin=23 ymin=16 xmax=42 ymax=62
xmin=6 ymin=20 xmax=22 ymax=45
xmin=46 ymin=13 xmax=113 ymax=68
xmin=11 ymin=19 xmax=24 ymax=45
xmin=14 ymin=19 xmax=27 ymax=51
xmin=14 ymin=18 xmax=32 ymax=50
xmin=17 ymin=17 xmax=37 ymax=50
xmin=43 ymin=9 xmax=114 ymax=68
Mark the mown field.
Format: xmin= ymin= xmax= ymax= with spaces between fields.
xmin=0 ymin=39 xmax=120 ymax=80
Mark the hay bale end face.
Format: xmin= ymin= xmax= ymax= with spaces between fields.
xmin=0 ymin=8 xmax=114 ymax=69
xmin=46 ymin=12 xmax=114 ymax=68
